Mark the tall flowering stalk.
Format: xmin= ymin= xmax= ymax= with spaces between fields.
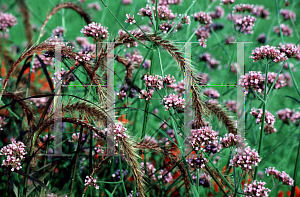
xmin=249 ymin=45 xmax=287 ymax=180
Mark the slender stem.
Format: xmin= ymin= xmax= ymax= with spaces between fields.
xmin=291 ymin=140 xmax=300 ymax=197
xmin=3 ymin=171 xmax=12 ymax=197
xmin=254 ymin=61 xmax=269 ymax=180
xmin=118 ymin=145 xmax=127 ymax=196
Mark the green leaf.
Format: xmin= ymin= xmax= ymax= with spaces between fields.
xmin=105 ymin=189 xmax=114 ymax=197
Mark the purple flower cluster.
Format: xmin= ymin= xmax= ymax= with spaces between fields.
xmin=220 ymin=0 xmax=235 ymax=5
xmin=94 ymin=144 xmax=104 ymax=154
xmin=0 ymin=12 xmax=17 ymax=32
xmin=125 ymin=14 xmax=136 ymax=25
xmin=52 ymin=68 xmax=76 ymax=85
xmin=192 ymin=173 xmax=211 ymax=188
xmin=69 ymin=133 xmax=86 ymax=143
xmin=80 ymin=22 xmax=109 ymax=42
xmin=0 ymin=141 xmax=27 ymax=171
xmin=112 ymin=169 xmax=128 ymax=180
xmin=189 ymin=125 xmax=220 ymax=153
xmin=52 ymin=26 xmax=64 ymax=37
xmin=203 ymin=88 xmax=220 ymax=99
xmin=163 ymin=93 xmax=185 ymax=111
xmin=238 ymin=71 xmax=264 ymax=94
xmin=143 ymin=74 xmax=164 ymax=89
xmin=163 ymin=74 xmax=176 ymax=85
xmin=42 ymin=134 xmax=55 ymax=142
xmin=141 ymin=162 xmax=157 ymax=181
xmin=199 ymin=52 xmax=221 ymax=69
xmin=280 ymin=9 xmax=296 ymax=20
xmin=178 ymin=14 xmax=191 ymax=25
xmin=32 ymin=54 xmax=54 ymax=73
xmin=209 ymin=6 xmax=225 ymax=19
xmin=250 ymin=45 xmax=288 ymax=62
xmin=186 ymin=155 xmax=208 ymax=169
xmin=87 ymin=2 xmax=101 ymax=11
xmin=265 ymin=72 xmax=286 ymax=89
xmin=0 ymin=116 xmax=6 ymax=131
xmin=265 ymin=167 xmax=294 ymax=186
xmin=196 ymin=72 xmax=210 ymax=85
xmin=278 ymin=43 xmax=300 ymax=58
xmin=102 ymin=122 xmax=129 ymax=144
xmin=76 ymin=37 xmax=96 ymax=53
xmin=159 ymin=21 xmax=178 ymax=34
xmin=230 ymin=145 xmax=261 ymax=172
xmin=220 ymin=133 xmax=238 ymax=148
xmin=158 ymin=169 xmax=173 ymax=183
xmin=168 ymin=79 xmax=185 ymax=96
xmin=250 ymin=108 xmax=277 ymax=134
xmin=233 ymin=4 xmax=254 ymax=13
xmin=193 ymin=12 xmax=212 ymax=25
xmin=243 ymin=180 xmax=271 ymax=197
xmin=273 ymin=24 xmax=293 ymax=36
xmin=84 ymin=175 xmax=99 ymax=190
xmin=195 ymin=26 xmax=210 ymax=48
xmin=252 ymin=5 xmax=270 ymax=19
xmin=138 ymin=5 xmax=176 ymax=20
xmin=122 ymin=0 xmax=132 ymax=5
xmin=225 ymin=100 xmax=240 ymax=114
xmin=29 ymin=97 xmax=48 ymax=108
xmin=150 ymin=0 xmax=182 ymax=6
xmin=125 ymin=50 xmax=143 ymax=65
xmin=276 ymin=108 xmax=300 ymax=124
xmin=235 ymin=15 xmax=256 ymax=34
xmin=117 ymin=90 xmax=127 ymax=100
xmin=75 ymin=51 xmax=92 ymax=62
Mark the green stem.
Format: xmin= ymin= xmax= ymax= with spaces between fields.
xmin=118 ymin=145 xmax=127 ymax=196
xmin=3 ymin=171 xmax=12 ymax=197
xmin=254 ymin=61 xmax=269 ymax=181
xmin=291 ymin=140 xmax=300 ymax=197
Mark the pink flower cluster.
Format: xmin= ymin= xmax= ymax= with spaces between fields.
xmin=195 ymin=26 xmax=210 ymax=48
xmin=243 ymin=180 xmax=271 ymax=197
xmin=84 ymin=175 xmax=99 ymax=189
xmin=189 ymin=126 xmax=220 ymax=153
xmin=122 ymin=0 xmax=132 ymax=4
xmin=139 ymin=89 xmax=154 ymax=100
xmin=69 ymin=133 xmax=86 ymax=143
xmin=102 ymin=122 xmax=129 ymax=144
xmin=52 ymin=26 xmax=64 ymax=37
xmin=87 ymin=2 xmax=101 ymax=11
xmin=75 ymin=51 xmax=92 ymax=62
xmin=265 ymin=72 xmax=286 ymax=89
xmin=210 ymin=6 xmax=225 ymax=19
xmin=52 ymin=68 xmax=76 ymax=85
xmin=163 ymin=93 xmax=185 ymax=111
xmin=220 ymin=0 xmax=234 ymax=5
xmin=265 ymin=167 xmax=294 ymax=186
xmin=141 ymin=162 xmax=157 ymax=181
xmin=225 ymin=100 xmax=240 ymax=114
xmin=178 ymin=14 xmax=191 ymax=25
xmin=80 ymin=22 xmax=109 ymax=42
xmin=192 ymin=173 xmax=211 ymax=187
xmin=199 ymin=52 xmax=221 ymax=69
xmin=117 ymin=90 xmax=127 ymax=100
xmin=76 ymin=37 xmax=96 ymax=53
xmin=0 ymin=12 xmax=17 ymax=32
xmin=203 ymin=88 xmax=220 ymax=99
xmin=280 ymin=9 xmax=296 ymax=20
xmin=0 ymin=116 xmax=6 ymax=130
xmin=0 ymin=141 xmax=27 ymax=171
xmin=187 ymin=155 xmax=208 ymax=169
xmin=168 ymin=79 xmax=185 ymax=96
xmin=257 ymin=33 xmax=266 ymax=43
xmin=235 ymin=15 xmax=256 ymax=34
xmin=196 ymin=72 xmax=210 ymax=85
xmin=42 ymin=134 xmax=55 ymax=142
xmin=278 ymin=43 xmax=300 ymax=58
xmin=158 ymin=169 xmax=173 ymax=183
xmin=233 ymin=4 xmax=254 ymax=13
xmin=252 ymin=5 xmax=270 ymax=19
xmin=125 ymin=14 xmax=136 ymax=25
xmin=29 ymin=97 xmax=48 ymax=108
xmin=230 ymin=145 xmax=261 ymax=172
xmin=125 ymin=50 xmax=143 ymax=65
xmin=32 ymin=54 xmax=54 ymax=73
xmin=94 ymin=144 xmax=104 ymax=154
xmin=250 ymin=108 xmax=276 ymax=125
xmin=273 ymin=24 xmax=293 ymax=36
xmin=250 ymin=108 xmax=277 ymax=134
xmin=150 ymin=0 xmax=182 ymax=6
xmin=238 ymin=71 xmax=264 ymax=94
xmin=143 ymin=74 xmax=164 ymax=89
xmin=276 ymin=108 xmax=300 ymax=124
xmin=220 ymin=133 xmax=238 ymax=148
xmin=159 ymin=21 xmax=178 ymax=34
xmin=138 ymin=5 xmax=176 ymax=20
xmin=250 ymin=45 xmax=288 ymax=63
xmin=193 ymin=12 xmax=212 ymax=25
xmin=163 ymin=74 xmax=176 ymax=85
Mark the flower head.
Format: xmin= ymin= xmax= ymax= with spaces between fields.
xmin=244 ymin=180 xmax=271 ymax=197
xmin=265 ymin=167 xmax=294 ymax=186
xmin=250 ymin=45 xmax=288 ymax=62
xmin=80 ymin=22 xmax=109 ymax=41
xmin=84 ymin=176 xmax=99 ymax=189
xmin=163 ymin=93 xmax=185 ymax=111
xmin=0 ymin=12 xmax=17 ymax=32
xmin=125 ymin=14 xmax=136 ymax=25
xmin=0 ymin=141 xmax=27 ymax=171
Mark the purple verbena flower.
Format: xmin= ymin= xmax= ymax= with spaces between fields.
xmin=0 ymin=141 xmax=27 ymax=171
xmin=244 ymin=180 xmax=270 ymax=197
